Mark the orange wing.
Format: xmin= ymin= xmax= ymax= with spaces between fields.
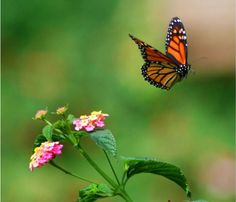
xmin=129 ymin=17 xmax=190 ymax=90
xmin=129 ymin=34 xmax=174 ymax=64
xmin=165 ymin=17 xmax=188 ymax=65
xmin=141 ymin=62 xmax=181 ymax=90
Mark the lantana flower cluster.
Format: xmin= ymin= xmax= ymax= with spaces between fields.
xmin=73 ymin=111 xmax=108 ymax=132
xmin=29 ymin=141 xmax=63 ymax=171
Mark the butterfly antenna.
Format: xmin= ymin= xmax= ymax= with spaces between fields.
xmin=191 ymin=56 xmax=208 ymax=64
xmin=129 ymin=33 xmax=135 ymax=40
xmin=189 ymin=67 xmax=196 ymax=76
xmin=189 ymin=56 xmax=208 ymax=76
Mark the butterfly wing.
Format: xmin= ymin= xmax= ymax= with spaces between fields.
xmin=129 ymin=34 xmax=174 ymax=64
xmin=129 ymin=34 xmax=181 ymax=90
xmin=165 ymin=17 xmax=188 ymax=65
xmin=142 ymin=62 xmax=181 ymax=90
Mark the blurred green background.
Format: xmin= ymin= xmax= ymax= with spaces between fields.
xmin=2 ymin=0 xmax=235 ymax=202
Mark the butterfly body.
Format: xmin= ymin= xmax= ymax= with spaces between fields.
xmin=130 ymin=17 xmax=190 ymax=90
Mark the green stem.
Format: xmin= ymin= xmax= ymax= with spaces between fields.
xmin=77 ymin=144 xmax=117 ymax=188
xmin=77 ymin=145 xmax=133 ymax=202
xmin=44 ymin=119 xmax=63 ymax=134
xmin=123 ymin=191 xmax=133 ymax=202
xmin=49 ymin=161 xmax=94 ymax=184
xmin=121 ymin=170 xmax=127 ymax=185
xmin=118 ymin=188 xmax=133 ymax=202
xmin=103 ymin=150 xmax=120 ymax=185
xmin=44 ymin=119 xmax=53 ymax=126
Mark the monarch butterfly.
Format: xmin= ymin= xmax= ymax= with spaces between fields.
xmin=129 ymin=17 xmax=191 ymax=90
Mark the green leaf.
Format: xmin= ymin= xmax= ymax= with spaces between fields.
xmin=53 ymin=120 xmax=68 ymax=132
xmin=32 ymin=134 xmax=65 ymax=151
xmin=89 ymin=129 xmax=117 ymax=156
xmin=77 ymin=183 xmax=113 ymax=202
xmin=42 ymin=125 xmax=53 ymax=141
xmin=74 ymin=131 xmax=88 ymax=139
xmin=121 ymin=156 xmax=157 ymax=170
xmin=191 ymin=200 xmax=208 ymax=202
xmin=51 ymin=134 xmax=66 ymax=141
xmin=124 ymin=158 xmax=191 ymax=197
xmin=68 ymin=133 xmax=79 ymax=146
xmin=33 ymin=134 xmax=47 ymax=150
xmin=67 ymin=114 xmax=75 ymax=124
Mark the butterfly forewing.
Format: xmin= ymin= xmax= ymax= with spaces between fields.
xmin=129 ymin=34 xmax=174 ymax=64
xmin=165 ymin=17 xmax=188 ymax=65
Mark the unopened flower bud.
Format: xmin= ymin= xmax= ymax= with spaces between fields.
xmin=34 ymin=109 xmax=48 ymax=120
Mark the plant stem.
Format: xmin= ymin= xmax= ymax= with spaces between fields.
xmin=44 ymin=119 xmax=64 ymax=134
xmin=49 ymin=161 xmax=94 ymax=184
xmin=103 ymin=150 xmax=120 ymax=185
xmin=44 ymin=119 xmax=53 ymax=126
xmin=77 ymin=145 xmax=133 ymax=202
xmin=121 ymin=170 xmax=127 ymax=185
xmin=77 ymin=144 xmax=117 ymax=188
xmin=119 ymin=189 xmax=133 ymax=202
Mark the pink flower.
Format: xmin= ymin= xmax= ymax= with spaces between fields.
xmin=73 ymin=111 xmax=109 ymax=132
xmin=85 ymin=123 xmax=95 ymax=131
xmin=73 ymin=115 xmax=89 ymax=131
xmin=95 ymin=120 xmax=105 ymax=127
xmin=29 ymin=141 xmax=63 ymax=171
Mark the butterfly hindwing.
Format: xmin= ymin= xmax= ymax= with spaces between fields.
xmin=165 ymin=17 xmax=188 ymax=65
xmin=142 ymin=62 xmax=181 ymax=90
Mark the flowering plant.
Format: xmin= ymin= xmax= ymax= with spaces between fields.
xmin=29 ymin=107 xmax=205 ymax=202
